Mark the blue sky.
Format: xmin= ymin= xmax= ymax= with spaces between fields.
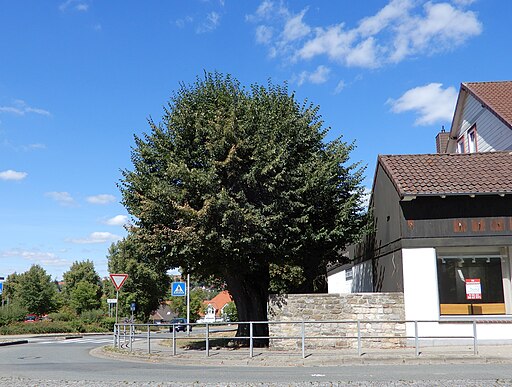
xmin=1 ymin=0 xmax=511 ymax=280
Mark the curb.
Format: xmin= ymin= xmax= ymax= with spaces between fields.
xmin=0 ymin=340 xmax=28 ymax=347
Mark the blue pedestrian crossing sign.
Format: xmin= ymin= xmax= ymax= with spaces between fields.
xmin=171 ymin=281 xmax=186 ymax=296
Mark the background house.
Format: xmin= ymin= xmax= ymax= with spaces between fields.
xmin=198 ymin=290 xmax=233 ymax=323
xmin=438 ymin=81 xmax=512 ymax=154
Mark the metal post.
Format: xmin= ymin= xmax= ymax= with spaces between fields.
xmin=147 ymin=325 xmax=151 ymax=354
xmin=301 ymin=321 xmax=305 ymax=359
xmin=115 ymin=290 xmax=119 ymax=325
xmin=357 ymin=320 xmax=362 ymax=356
xmin=113 ymin=324 xmax=116 ymax=348
xmin=249 ymin=322 xmax=254 ymax=358
xmin=414 ymin=321 xmax=419 ymax=357
xmin=206 ymin=323 xmax=209 ymax=357
xmin=172 ymin=326 xmax=176 ymax=356
xmin=117 ymin=324 xmax=121 ymax=349
xmin=187 ymin=274 xmax=190 ymax=336
xmin=129 ymin=324 xmax=133 ymax=352
xmin=473 ymin=320 xmax=478 ymax=355
xmin=123 ymin=324 xmax=127 ymax=348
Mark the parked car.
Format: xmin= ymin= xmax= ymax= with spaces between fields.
xmin=169 ymin=318 xmax=190 ymax=332
xmin=24 ymin=314 xmax=40 ymax=323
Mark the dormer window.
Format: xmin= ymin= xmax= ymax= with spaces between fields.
xmin=457 ymin=136 xmax=465 ymax=153
xmin=468 ymin=126 xmax=477 ymax=153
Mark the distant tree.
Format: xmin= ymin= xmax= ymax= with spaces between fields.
xmin=222 ymin=301 xmax=238 ymax=322
xmin=62 ymin=260 xmax=102 ymax=314
xmin=120 ymin=72 xmax=367 ymax=342
xmin=15 ymin=265 xmax=58 ymax=315
xmin=107 ymin=236 xmax=171 ymax=321
xmin=70 ymin=281 xmax=101 ymax=314
xmin=3 ymin=272 xmax=21 ymax=303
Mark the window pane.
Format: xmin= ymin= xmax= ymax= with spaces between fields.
xmin=437 ymin=256 xmax=504 ymax=313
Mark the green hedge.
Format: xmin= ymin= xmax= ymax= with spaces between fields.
xmin=0 ymin=321 xmax=112 ymax=335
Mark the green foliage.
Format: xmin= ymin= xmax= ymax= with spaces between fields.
xmin=48 ymin=310 xmax=75 ymax=322
xmin=107 ymin=236 xmax=171 ymax=321
xmin=0 ymin=302 xmax=28 ymax=326
xmin=0 ymin=320 xmax=110 ymax=335
xmin=62 ymin=260 xmax=102 ymax=313
xmin=12 ymin=265 xmax=58 ymax=315
xmin=120 ymin=72 xmax=367 ymax=325
xmin=70 ymin=281 xmax=102 ymax=314
xmin=79 ymin=309 xmax=105 ymax=324
xmin=222 ymin=301 xmax=238 ymax=322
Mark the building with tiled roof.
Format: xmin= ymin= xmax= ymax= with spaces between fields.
xmin=329 ymin=150 xmax=512 ymax=339
xmin=438 ymin=81 xmax=512 ymax=154
xmin=378 ymin=152 xmax=512 ymax=199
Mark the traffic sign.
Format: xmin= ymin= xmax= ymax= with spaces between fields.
xmin=0 ymin=282 xmax=3 ymax=295
xmin=110 ymin=273 xmax=128 ymax=290
xmin=107 ymin=298 xmax=117 ymax=304
xmin=171 ymin=281 xmax=186 ymax=296
xmin=130 ymin=302 xmax=136 ymax=311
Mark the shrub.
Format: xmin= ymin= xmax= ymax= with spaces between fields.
xmin=99 ymin=317 xmax=116 ymax=331
xmin=0 ymin=302 xmax=28 ymax=326
xmin=80 ymin=309 xmax=105 ymax=324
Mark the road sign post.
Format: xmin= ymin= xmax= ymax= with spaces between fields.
xmin=110 ymin=274 xmax=129 ymax=324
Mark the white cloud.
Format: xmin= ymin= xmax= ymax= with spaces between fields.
xmin=283 ymin=9 xmax=311 ymax=42
xmin=0 ymin=100 xmax=50 ymax=117
xmin=255 ymin=25 xmax=273 ymax=44
xmin=1 ymin=249 xmax=68 ymax=266
xmin=0 ymin=169 xmax=28 ymax=181
xmin=388 ymin=83 xmax=458 ymax=126
xmin=175 ymin=16 xmax=194 ymax=29
xmin=86 ymin=194 xmax=116 ymax=205
xmin=103 ymin=215 xmax=129 ymax=227
xmin=45 ymin=191 xmax=76 ymax=206
xmin=389 ymin=2 xmax=482 ymax=63
xmin=69 ymin=231 xmax=122 ymax=244
xmin=249 ymin=0 xmax=482 ymax=69
xmin=197 ymin=11 xmax=221 ymax=33
xmin=59 ymin=0 xmax=89 ymax=12
xmin=298 ymin=65 xmax=331 ymax=86
xmin=334 ymin=80 xmax=346 ymax=94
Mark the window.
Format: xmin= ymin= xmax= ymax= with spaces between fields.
xmin=468 ymin=126 xmax=477 ymax=153
xmin=437 ymin=249 xmax=505 ymax=315
xmin=457 ymin=136 xmax=465 ymax=153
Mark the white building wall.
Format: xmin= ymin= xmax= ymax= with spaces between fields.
xmin=327 ymin=269 xmax=352 ymax=294
xmin=458 ymin=94 xmax=512 ymax=152
xmin=402 ymin=247 xmax=512 ymax=342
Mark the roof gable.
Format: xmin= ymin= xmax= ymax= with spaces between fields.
xmin=378 ymin=152 xmax=512 ymax=198
xmin=463 ymin=81 xmax=512 ymax=129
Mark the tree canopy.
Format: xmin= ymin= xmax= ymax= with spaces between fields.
xmin=120 ymin=72 xmax=367 ymax=339
xmin=10 ymin=265 xmax=58 ymax=315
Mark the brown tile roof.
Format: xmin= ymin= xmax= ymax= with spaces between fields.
xmin=378 ymin=152 xmax=512 ymax=198
xmin=463 ymin=81 xmax=512 ymax=128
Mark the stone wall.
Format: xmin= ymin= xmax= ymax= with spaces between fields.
xmin=267 ymin=293 xmax=406 ymax=350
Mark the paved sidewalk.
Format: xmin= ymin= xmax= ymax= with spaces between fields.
xmin=96 ymin=335 xmax=512 ymax=367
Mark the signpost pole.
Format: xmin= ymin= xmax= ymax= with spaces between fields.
xmin=186 ymin=274 xmax=190 ymax=336
xmin=115 ymin=290 xmax=119 ymax=325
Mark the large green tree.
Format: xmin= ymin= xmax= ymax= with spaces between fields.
xmin=120 ymin=72 xmax=366 ymax=339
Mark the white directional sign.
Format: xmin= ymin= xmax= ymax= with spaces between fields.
xmin=172 ymin=281 xmax=186 ymax=296
xmin=110 ymin=273 xmax=128 ymax=291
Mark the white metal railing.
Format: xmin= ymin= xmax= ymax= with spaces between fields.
xmin=112 ymin=318 xmax=510 ymax=358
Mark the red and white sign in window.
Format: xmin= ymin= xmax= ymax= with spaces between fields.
xmin=465 ymin=278 xmax=482 ymax=300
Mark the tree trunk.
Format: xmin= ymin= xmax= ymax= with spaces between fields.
xmin=226 ymin=269 xmax=269 ymax=347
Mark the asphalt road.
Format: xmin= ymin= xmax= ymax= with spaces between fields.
xmin=1 ymin=335 xmax=512 ymax=386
